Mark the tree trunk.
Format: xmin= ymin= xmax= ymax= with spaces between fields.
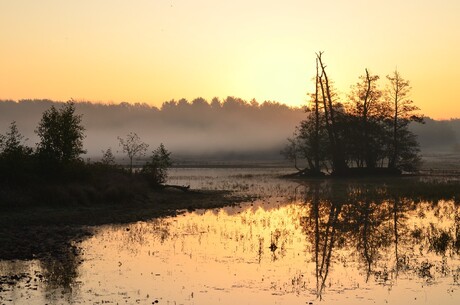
xmin=316 ymin=52 xmax=347 ymax=175
xmin=313 ymin=58 xmax=321 ymax=172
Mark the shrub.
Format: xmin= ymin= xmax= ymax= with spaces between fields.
xmin=140 ymin=143 xmax=172 ymax=186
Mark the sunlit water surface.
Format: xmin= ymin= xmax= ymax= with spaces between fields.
xmin=1 ymin=168 xmax=460 ymax=304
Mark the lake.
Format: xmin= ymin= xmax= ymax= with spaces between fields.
xmin=1 ymin=168 xmax=460 ymax=304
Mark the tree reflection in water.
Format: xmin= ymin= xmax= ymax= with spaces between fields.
xmin=299 ymin=178 xmax=460 ymax=299
xmin=39 ymin=245 xmax=80 ymax=301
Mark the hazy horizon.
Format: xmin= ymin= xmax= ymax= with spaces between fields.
xmin=1 ymin=99 xmax=458 ymax=164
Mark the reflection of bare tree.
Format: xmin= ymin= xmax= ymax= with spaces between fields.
xmin=302 ymin=181 xmax=343 ymax=299
xmin=358 ymin=200 xmax=376 ymax=280
xmin=351 ymin=196 xmax=391 ymax=282
xmin=316 ymin=200 xmax=342 ymax=298
xmin=391 ymin=196 xmax=412 ymax=277
xmin=299 ymin=178 xmax=460 ymax=298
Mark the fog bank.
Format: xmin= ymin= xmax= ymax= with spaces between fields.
xmin=1 ymin=99 xmax=458 ymax=163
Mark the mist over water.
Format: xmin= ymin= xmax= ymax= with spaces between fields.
xmin=0 ymin=99 xmax=459 ymax=163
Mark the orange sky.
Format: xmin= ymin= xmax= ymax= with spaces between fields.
xmin=1 ymin=0 xmax=459 ymax=119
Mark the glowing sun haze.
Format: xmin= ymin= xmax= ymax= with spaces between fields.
xmin=1 ymin=0 xmax=459 ymax=119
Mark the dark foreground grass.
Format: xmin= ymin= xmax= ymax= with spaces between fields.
xmin=0 ymin=185 xmax=250 ymax=261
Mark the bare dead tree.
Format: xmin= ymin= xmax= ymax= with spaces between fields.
xmin=316 ymin=52 xmax=347 ymax=175
xmin=118 ymin=132 xmax=149 ymax=174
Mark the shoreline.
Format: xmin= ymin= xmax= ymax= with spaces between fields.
xmin=2 ymin=169 xmax=460 ymax=262
xmin=0 ymin=188 xmax=251 ymax=261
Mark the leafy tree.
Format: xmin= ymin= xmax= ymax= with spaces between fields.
xmin=141 ymin=143 xmax=172 ymax=185
xmin=118 ymin=132 xmax=148 ymax=173
xmin=36 ymin=101 xmax=86 ymax=164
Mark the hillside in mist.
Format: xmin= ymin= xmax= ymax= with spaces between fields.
xmin=1 ymin=99 xmax=459 ymax=163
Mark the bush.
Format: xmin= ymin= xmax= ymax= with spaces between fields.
xmin=140 ymin=143 xmax=172 ymax=186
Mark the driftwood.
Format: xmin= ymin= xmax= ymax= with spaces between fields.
xmin=283 ymin=168 xmax=325 ymax=178
xmin=162 ymin=184 xmax=191 ymax=192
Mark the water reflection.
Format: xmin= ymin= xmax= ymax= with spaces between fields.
xmin=0 ymin=245 xmax=81 ymax=304
xmin=2 ymin=171 xmax=460 ymax=304
xmin=299 ymin=179 xmax=460 ymax=300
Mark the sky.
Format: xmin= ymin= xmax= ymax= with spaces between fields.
xmin=1 ymin=0 xmax=459 ymax=119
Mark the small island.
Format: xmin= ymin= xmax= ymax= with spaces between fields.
xmin=282 ymin=53 xmax=423 ymax=177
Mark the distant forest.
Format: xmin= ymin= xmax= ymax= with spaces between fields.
xmin=0 ymin=98 xmax=458 ymax=163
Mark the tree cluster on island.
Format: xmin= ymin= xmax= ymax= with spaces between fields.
xmin=283 ymin=53 xmax=424 ymax=176
xmin=0 ymin=101 xmax=172 ymax=206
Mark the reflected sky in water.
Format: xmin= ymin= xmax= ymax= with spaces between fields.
xmin=1 ymin=168 xmax=460 ymax=304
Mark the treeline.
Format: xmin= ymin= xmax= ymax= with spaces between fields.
xmin=0 ymin=98 xmax=304 ymax=158
xmin=0 ymin=97 xmax=300 ymax=129
xmin=284 ymin=53 xmax=426 ymax=175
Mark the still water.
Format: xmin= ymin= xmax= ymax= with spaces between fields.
xmin=1 ymin=168 xmax=460 ymax=304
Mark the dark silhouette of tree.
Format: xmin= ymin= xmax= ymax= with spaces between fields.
xmin=285 ymin=54 xmax=424 ymax=175
xmin=141 ymin=143 xmax=172 ymax=185
xmin=36 ymin=101 xmax=86 ymax=164
xmin=118 ymin=132 xmax=148 ymax=173
xmin=316 ymin=52 xmax=348 ymax=175
xmin=347 ymin=69 xmax=388 ymax=168
xmin=386 ymin=70 xmax=423 ymax=170
xmin=282 ymin=109 xmax=330 ymax=175
xmin=312 ymin=58 xmax=322 ymax=172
